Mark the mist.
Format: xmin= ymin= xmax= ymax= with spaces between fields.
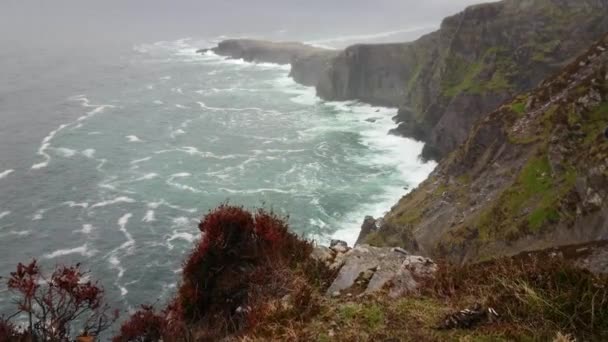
xmin=1 ymin=0 xmax=491 ymax=48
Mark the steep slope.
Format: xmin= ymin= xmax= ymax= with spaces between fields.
xmin=364 ymin=34 xmax=608 ymax=263
xmin=317 ymin=0 xmax=608 ymax=160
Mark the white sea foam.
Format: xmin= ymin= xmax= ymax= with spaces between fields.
xmin=108 ymin=255 xmax=126 ymax=279
xmin=54 ymin=147 xmax=78 ymax=158
xmin=153 ymin=100 xmax=164 ymax=105
xmin=218 ymin=187 xmax=295 ymax=195
xmin=31 ymin=123 xmax=68 ymax=169
xmin=147 ymin=200 xmax=197 ymax=213
xmin=197 ymin=101 xmax=274 ymax=113
xmin=170 ymin=128 xmax=186 ymax=139
xmin=0 ymin=169 xmax=14 ymax=180
xmin=75 ymin=224 xmax=94 ymax=234
xmin=32 ymin=208 xmax=47 ymax=221
xmin=142 ymin=210 xmax=156 ymax=222
xmin=154 ymin=146 xmax=242 ymax=160
xmin=126 ymin=135 xmax=143 ymax=142
xmin=90 ymin=197 xmax=136 ymax=209
xmin=133 ymin=173 xmax=159 ymax=182
xmin=81 ymin=149 xmax=96 ymax=158
xmin=166 ymin=173 xmax=201 ymax=193
xmin=43 ymin=244 xmax=98 ymax=259
xmin=172 ymin=217 xmax=192 ymax=227
xmin=118 ymin=213 xmax=135 ymax=250
xmin=175 ymin=104 xmax=188 ymax=109
xmin=64 ymin=201 xmax=89 ymax=209
xmin=130 ymin=156 xmax=152 ymax=165
xmin=168 ymin=231 xmax=196 ymax=243
xmin=0 ymin=211 xmax=10 ymax=220
xmin=324 ymin=102 xmax=436 ymax=245
xmin=32 ymin=96 xmax=113 ymax=169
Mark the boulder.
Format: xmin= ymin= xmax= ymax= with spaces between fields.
xmin=330 ymin=239 xmax=349 ymax=254
xmin=325 ymin=244 xmax=436 ymax=297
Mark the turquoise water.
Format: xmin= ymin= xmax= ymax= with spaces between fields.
xmin=0 ymin=38 xmax=434 ymax=314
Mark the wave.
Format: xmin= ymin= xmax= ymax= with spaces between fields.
xmin=43 ymin=244 xmax=98 ymax=259
xmin=130 ymin=156 xmax=152 ymax=165
xmin=53 ymin=147 xmax=78 ymax=158
xmin=31 ymin=96 xmax=113 ymax=169
xmin=32 ymin=208 xmax=47 ymax=221
xmin=218 ymin=187 xmax=296 ymax=195
xmin=81 ymin=149 xmax=96 ymax=158
xmin=142 ymin=210 xmax=156 ymax=222
xmin=31 ymin=123 xmax=69 ymax=169
xmin=0 ymin=211 xmax=10 ymax=220
xmin=166 ymin=173 xmax=202 ymax=193
xmin=133 ymin=173 xmax=159 ymax=182
xmin=117 ymin=213 xmax=136 ymax=253
xmin=90 ymin=196 xmax=136 ymax=209
xmin=0 ymin=169 xmax=14 ymax=180
xmin=146 ymin=200 xmax=197 ymax=213
xmin=74 ymin=224 xmax=94 ymax=234
xmin=63 ymin=201 xmax=89 ymax=209
xmin=126 ymin=135 xmax=143 ymax=143
xmin=154 ymin=146 xmax=243 ymax=160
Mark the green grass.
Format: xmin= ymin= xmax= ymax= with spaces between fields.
xmin=441 ymin=48 xmax=515 ymax=98
xmin=475 ymin=154 xmax=578 ymax=240
xmin=511 ymin=100 xmax=527 ymax=115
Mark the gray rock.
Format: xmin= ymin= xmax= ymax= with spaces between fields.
xmin=325 ymin=245 xmax=436 ymax=297
xmin=388 ymin=256 xmax=437 ymax=298
xmin=356 ymin=216 xmax=379 ymax=246
xmin=330 ymin=239 xmax=349 ymax=254
xmin=206 ymin=39 xmax=329 ymax=65
xmin=311 ymin=246 xmax=334 ymax=265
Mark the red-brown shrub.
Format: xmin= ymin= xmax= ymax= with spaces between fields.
xmin=0 ymin=317 xmax=20 ymax=341
xmin=112 ymin=305 xmax=165 ymax=342
xmin=113 ymin=205 xmax=325 ymax=341
xmin=4 ymin=260 xmax=118 ymax=341
xmin=176 ymin=205 xmax=314 ymax=338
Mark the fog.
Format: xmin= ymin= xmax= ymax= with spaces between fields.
xmin=1 ymin=0 xmax=491 ymax=48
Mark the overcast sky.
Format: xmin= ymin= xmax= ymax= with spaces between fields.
xmin=0 ymin=0 xmax=492 ymax=47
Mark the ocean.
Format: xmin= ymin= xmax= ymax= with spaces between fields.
xmin=0 ymin=0 xmax=495 ymax=327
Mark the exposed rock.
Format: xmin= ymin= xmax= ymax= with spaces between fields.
xmin=290 ymin=50 xmax=340 ymax=87
xmin=315 ymin=0 xmax=608 ymax=160
xmin=325 ymin=244 xmax=436 ymax=297
xmin=355 ymin=216 xmax=379 ymax=246
xmin=371 ymin=34 xmax=608 ymax=263
xmin=310 ymin=246 xmax=334 ymax=266
xmin=201 ymin=39 xmax=337 ymax=88
xmin=205 ymin=39 xmax=330 ymax=65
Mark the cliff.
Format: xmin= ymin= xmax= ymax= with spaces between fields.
xmin=363 ymin=34 xmax=608 ymax=264
xmin=199 ymin=39 xmax=338 ymax=87
xmin=316 ymin=0 xmax=608 ymax=159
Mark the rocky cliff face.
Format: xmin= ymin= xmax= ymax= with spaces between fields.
xmin=202 ymin=39 xmax=330 ymax=65
xmin=316 ymin=0 xmax=608 ymax=160
xmin=200 ymin=39 xmax=338 ymax=87
xmin=364 ymin=34 xmax=608 ymax=263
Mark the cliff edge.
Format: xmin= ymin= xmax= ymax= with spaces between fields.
xmin=316 ymin=0 xmax=608 ymax=159
xmin=364 ymin=34 xmax=608 ymax=263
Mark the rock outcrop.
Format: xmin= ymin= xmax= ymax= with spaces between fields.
xmin=312 ymin=243 xmax=436 ymax=298
xmin=364 ymin=34 xmax=608 ymax=263
xmin=316 ymin=0 xmax=608 ymax=160
xmin=199 ymin=39 xmax=338 ymax=87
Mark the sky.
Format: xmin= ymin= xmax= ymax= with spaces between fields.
xmin=0 ymin=0 xmax=491 ymax=47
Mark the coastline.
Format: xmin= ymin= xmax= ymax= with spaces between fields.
xmin=198 ymin=47 xmax=436 ymax=246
